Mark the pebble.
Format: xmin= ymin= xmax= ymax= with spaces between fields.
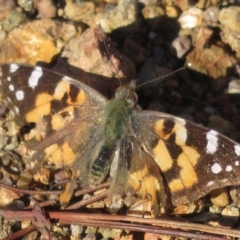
xmin=1 ymin=19 xmax=62 ymax=64
xmin=209 ymin=188 xmax=230 ymax=207
xmin=203 ymin=6 xmax=220 ymax=26
xmin=166 ymin=5 xmax=179 ymax=18
xmin=219 ymin=6 xmax=240 ymax=58
xmin=64 ymin=0 xmax=96 ymax=26
xmin=34 ymin=0 xmax=57 ymax=18
xmin=178 ymin=7 xmax=203 ymax=29
xmin=228 ymin=79 xmax=240 ymax=94
xmin=95 ymin=0 xmax=140 ymax=34
xmin=219 ymin=6 xmax=240 ymax=33
xmin=221 ymin=206 xmax=239 ymax=226
xmin=0 ymin=179 xmax=20 ymax=206
xmin=170 ymin=35 xmax=192 ymax=58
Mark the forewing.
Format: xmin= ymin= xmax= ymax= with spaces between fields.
xmin=0 ymin=63 xmax=107 ymax=176
xmin=132 ymin=110 xmax=240 ymax=206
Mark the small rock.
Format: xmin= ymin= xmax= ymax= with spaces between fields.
xmin=1 ymin=7 xmax=27 ymax=32
xmin=1 ymin=19 xmax=62 ymax=64
xmin=166 ymin=5 xmax=179 ymax=18
xmin=178 ymin=7 xmax=203 ymax=29
xmin=219 ymin=6 xmax=240 ymax=58
xmin=104 ymin=0 xmax=119 ymax=3
xmin=34 ymin=0 xmax=57 ymax=19
xmin=219 ymin=6 xmax=240 ymax=33
xmin=64 ymin=0 xmax=96 ymax=26
xmin=209 ymin=205 xmax=223 ymax=214
xmin=174 ymin=0 xmax=191 ymax=11
xmin=203 ymin=6 xmax=220 ymax=26
xmin=139 ymin=0 xmax=159 ymax=6
xmin=173 ymin=200 xmax=205 ymax=214
xmin=228 ymin=79 xmax=240 ymax=94
xmin=0 ymin=180 xmax=20 ymax=206
xmin=95 ymin=0 xmax=140 ymax=34
xmin=229 ymin=185 xmax=240 ymax=208
xmin=170 ymin=35 xmax=192 ymax=58
xmin=209 ymin=188 xmax=230 ymax=207
xmin=55 ymin=28 xmax=135 ymax=97
xmin=17 ymin=0 xmax=35 ymax=14
xmin=71 ymin=224 xmax=84 ymax=237
xmin=187 ymin=36 xmax=237 ymax=79
xmin=221 ymin=206 xmax=239 ymax=226
xmin=204 ymin=106 xmax=215 ymax=115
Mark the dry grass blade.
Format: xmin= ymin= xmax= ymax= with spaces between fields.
xmin=1 ymin=210 xmax=239 ymax=239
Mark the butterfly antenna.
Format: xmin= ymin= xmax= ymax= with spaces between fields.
xmin=97 ymin=22 xmax=122 ymax=86
xmin=136 ymin=62 xmax=192 ymax=89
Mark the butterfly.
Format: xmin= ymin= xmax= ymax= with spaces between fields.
xmin=1 ymin=62 xmax=240 ymax=216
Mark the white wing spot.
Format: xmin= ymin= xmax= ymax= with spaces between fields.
xmin=206 ymin=130 xmax=218 ymax=154
xmin=7 ymin=76 xmax=11 ymax=81
xmin=235 ymin=161 xmax=239 ymax=166
xmin=207 ymin=181 xmax=214 ymax=187
xmin=10 ymin=64 xmax=19 ymax=73
xmin=225 ymin=165 xmax=232 ymax=172
xmin=16 ymin=90 xmax=24 ymax=101
xmin=9 ymin=84 xmax=14 ymax=91
xmin=211 ymin=163 xmax=222 ymax=174
xmin=234 ymin=145 xmax=240 ymax=156
xmin=28 ymin=66 xmax=43 ymax=89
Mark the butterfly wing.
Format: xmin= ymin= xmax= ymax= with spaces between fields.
xmin=0 ymin=64 xmax=107 ymax=181
xmin=132 ymin=110 xmax=240 ymax=206
xmin=108 ymin=135 xmax=168 ymax=216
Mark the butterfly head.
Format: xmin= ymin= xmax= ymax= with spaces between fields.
xmin=115 ymin=81 xmax=138 ymax=107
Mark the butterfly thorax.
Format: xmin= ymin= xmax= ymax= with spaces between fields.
xmin=105 ymin=82 xmax=138 ymax=141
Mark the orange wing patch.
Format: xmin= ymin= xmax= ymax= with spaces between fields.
xmin=51 ymin=106 xmax=75 ymax=131
xmin=153 ymin=139 xmax=173 ymax=171
xmin=153 ymin=119 xmax=200 ymax=193
xmin=25 ymin=93 xmax=53 ymax=123
xmin=44 ymin=142 xmax=76 ymax=167
xmin=54 ymin=78 xmax=86 ymax=105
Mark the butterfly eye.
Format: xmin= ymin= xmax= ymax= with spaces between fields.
xmin=126 ymin=92 xmax=138 ymax=107
xmin=115 ymin=87 xmax=122 ymax=98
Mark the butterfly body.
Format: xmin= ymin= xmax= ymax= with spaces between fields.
xmin=89 ymin=83 xmax=136 ymax=185
xmin=1 ymin=63 xmax=240 ymax=216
